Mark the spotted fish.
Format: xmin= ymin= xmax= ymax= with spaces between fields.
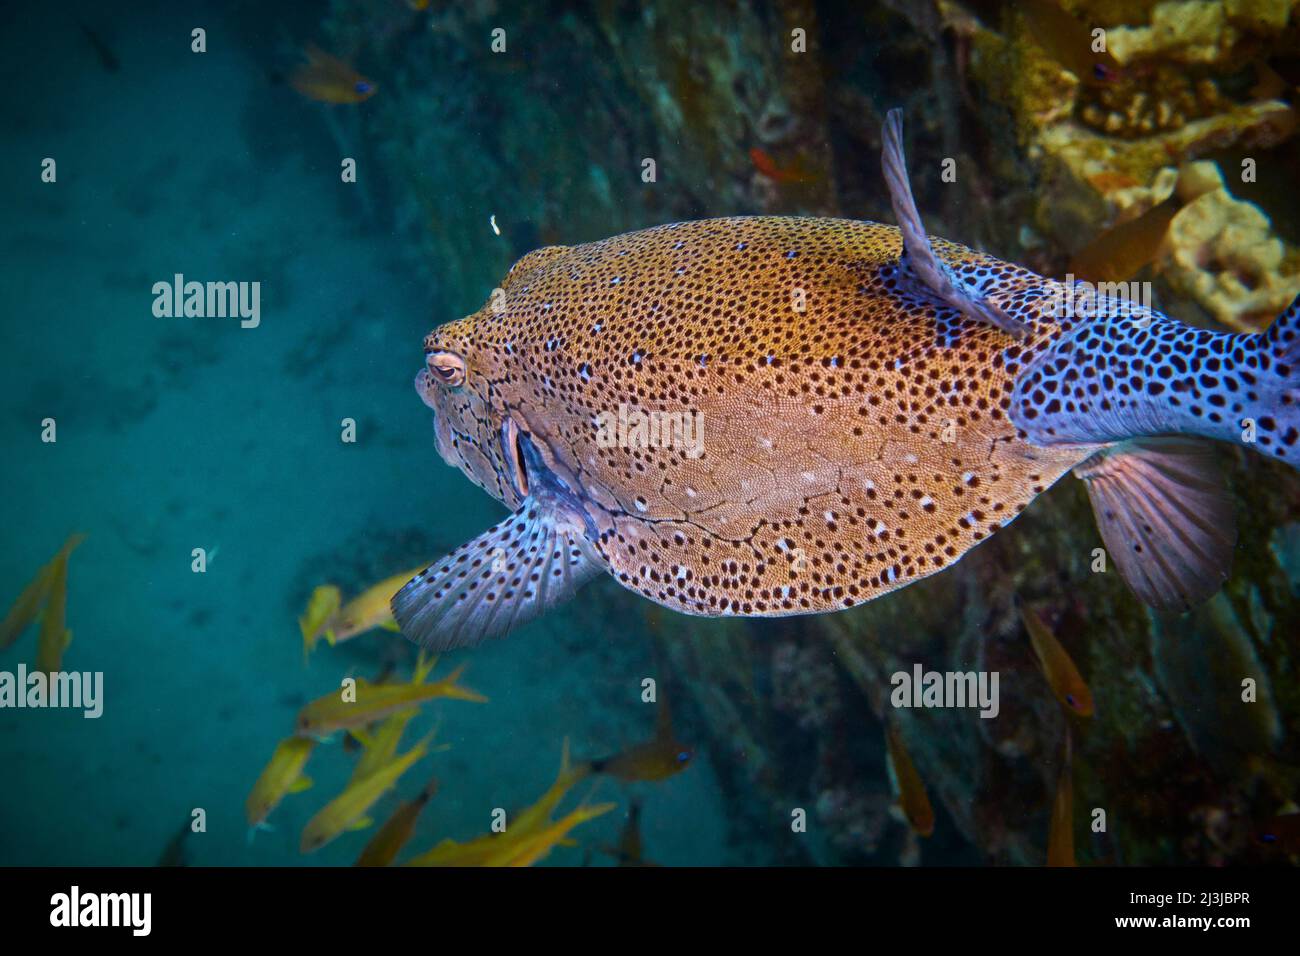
xmin=394 ymin=110 xmax=1300 ymax=650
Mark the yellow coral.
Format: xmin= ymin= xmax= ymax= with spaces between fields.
xmin=1106 ymin=0 xmax=1298 ymax=64
xmin=1162 ymin=161 xmax=1300 ymax=331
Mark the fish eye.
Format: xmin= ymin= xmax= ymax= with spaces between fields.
xmin=676 ymin=750 xmax=692 ymax=764
xmin=355 ymin=81 xmax=372 ymax=94
xmin=427 ymin=351 xmax=466 ymax=388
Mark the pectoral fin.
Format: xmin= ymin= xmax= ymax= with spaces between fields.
xmin=882 ymin=109 xmax=1026 ymax=337
xmin=288 ymin=775 xmax=313 ymax=794
xmin=392 ymin=501 xmax=604 ymax=651
xmin=1074 ymin=439 xmax=1236 ymax=612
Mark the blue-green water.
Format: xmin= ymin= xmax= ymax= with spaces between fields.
xmin=0 ymin=0 xmax=727 ymax=867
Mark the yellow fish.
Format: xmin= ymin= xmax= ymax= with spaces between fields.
xmin=504 ymin=740 xmax=590 ymax=838
xmin=299 ymin=584 xmax=341 ymax=657
xmin=35 ymin=627 xmax=73 ymax=675
xmin=354 ymin=776 xmax=438 ymax=867
xmin=35 ymin=540 xmax=81 ymax=674
xmin=1020 ymin=602 xmax=1094 ymax=717
xmin=1019 ymin=0 xmax=1125 ymax=86
xmin=295 ymin=654 xmax=485 ymax=738
xmin=601 ymin=798 xmax=655 ymax=866
xmin=300 ymin=734 xmax=431 ymax=853
xmin=407 ymin=739 xmax=590 ymax=866
xmin=302 ymin=568 xmax=428 ymax=657
xmin=588 ymin=697 xmax=693 ymax=782
xmin=1047 ymin=730 xmax=1076 ymax=866
xmin=1069 ymin=195 xmax=1179 ymax=284
xmin=393 ymin=109 xmax=1298 ymax=650
xmin=1 ymin=533 xmax=84 ymax=651
xmin=349 ymin=708 xmax=420 ymax=783
xmin=246 ymin=736 xmax=316 ymax=829
xmin=289 ymin=44 xmax=377 ymax=105
xmin=886 ymin=721 xmax=934 ymax=838
xmin=0 ymin=566 xmax=54 ymax=651
xmin=327 ymin=567 xmax=425 ymax=644
xmin=483 ymin=799 xmax=616 ymax=867
xmin=405 ymin=832 xmax=497 ymax=867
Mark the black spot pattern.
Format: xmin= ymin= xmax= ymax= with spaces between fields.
xmin=1011 ymin=290 xmax=1300 ymax=464
xmin=415 ymin=217 xmax=1299 ymax=621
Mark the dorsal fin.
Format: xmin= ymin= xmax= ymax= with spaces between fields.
xmin=882 ymin=109 xmax=1027 ymax=337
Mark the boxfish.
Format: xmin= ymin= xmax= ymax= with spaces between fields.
xmin=393 ymin=110 xmax=1300 ymax=651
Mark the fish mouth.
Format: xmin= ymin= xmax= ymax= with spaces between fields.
xmin=501 ymin=416 xmax=530 ymax=500
xmin=414 ymin=368 xmax=439 ymax=410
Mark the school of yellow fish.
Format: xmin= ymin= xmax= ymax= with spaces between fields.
xmin=272 ymin=562 xmax=1105 ymax=862
xmin=0 ymin=493 xmax=1265 ymax=864
xmin=244 ymin=582 xmax=708 ymax=864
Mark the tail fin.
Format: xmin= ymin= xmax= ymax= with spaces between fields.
xmin=432 ymin=662 xmax=488 ymax=703
xmin=1255 ymin=293 xmax=1300 ymax=466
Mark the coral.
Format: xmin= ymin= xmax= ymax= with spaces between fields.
xmin=1105 ymin=0 xmax=1298 ymax=65
xmin=963 ymin=0 xmax=1299 ymax=314
xmin=1162 ymin=160 xmax=1300 ymax=330
xmin=1031 ymin=87 xmax=1293 ymax=241
xmin=1079 ymin=67 xmax=1227 ymax=138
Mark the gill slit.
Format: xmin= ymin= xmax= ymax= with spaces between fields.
xmin=502 ymin=415 xmax=530 ymax=499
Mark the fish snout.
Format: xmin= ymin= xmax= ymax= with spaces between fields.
xmin=415 ymin=368 xmax=439 ymax=410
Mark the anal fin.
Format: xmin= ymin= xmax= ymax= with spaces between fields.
xmin=392 ymin=502 xmax=604 ymax=651
xmin=882 ymin=109 xmax=1026 ymax=337
xmin=1074 ymin=439 xmax=1236 ymax=612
